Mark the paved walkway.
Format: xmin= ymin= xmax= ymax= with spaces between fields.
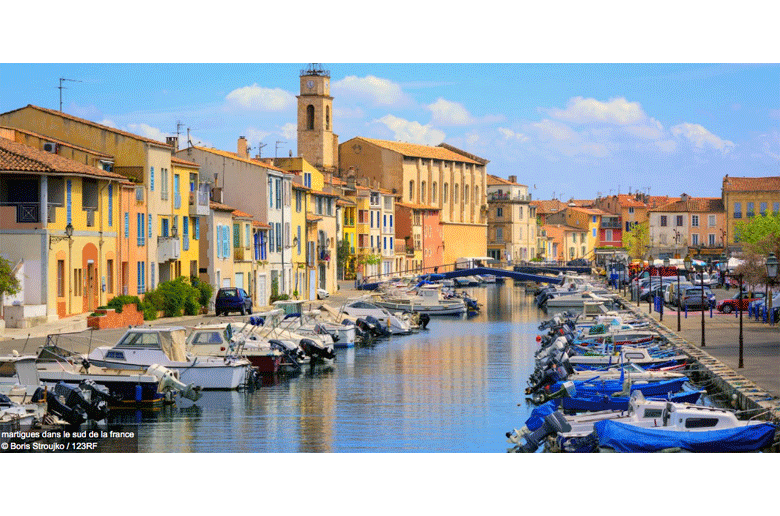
xmin=612 ymin=287 xmax=780 ymax=398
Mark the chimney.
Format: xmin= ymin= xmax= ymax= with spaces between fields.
xmin=508 ymin=175 xmax=517 ymax=184
xmin=237 ymin=136 xmax=248 ymax=159
xmin=347 ymin=176 xmax=356 ymax=189
xmin=166 ymin=136 xmax=179 ymax=154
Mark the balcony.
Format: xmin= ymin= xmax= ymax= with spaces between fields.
xmin=733 ymin=212 xmax=742 ymax=219
xmin=318 ymin=248 xmax=331 ymax=262
xmin=600 ymin=219 xmax=622 ymax=229
xmin=157 ymin=236 xmax=180 ymax=262
xmin=189 ymin=191 xmax=210 ymax=216
xmin=488 ymin=192 xmax=532 ymax=202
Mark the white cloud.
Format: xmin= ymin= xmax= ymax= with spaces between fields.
xmin=524 ymin=119 xmax=609 ymax=157
xmin=655 ymin=139 xmax=677 ymax=153
xmin=334 ymin=106 xmax=365 ymax=119
xmin=332 ymin=75 xmax=405 ymax=106
xmin=546 ymin=96 xmax=647 ymax=125
xmin=498 ymin=127 xmax=529 ymax=142
xmin=466 ymin=132 xmax=479 ymax=146
xmin=225 ymin=84 xmax=295 ymax=111
xmin=99 ymin=118 xmax=118 ymax=128
xmin=126 ymin=123 xmax=169 ymax=142
xmin=529 ymin=119 xmax=580 ymax=142
xmin=244 ymin=128 xmax=271 ymax=149
xmin=670 ymin=123 xmax=735 ymax=153
xmin=427 ymin=98 xmax=473 ymax=125
xmin=375 ymin=115 xmax=445 ymax=145
xmin=280 ymin=123 xmax=297 ymax=141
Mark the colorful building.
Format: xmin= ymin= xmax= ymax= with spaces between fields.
xmin=486 ymin=174 xmax=537 ymax=263
xmin=0 ymin=137 xmax=128 ymax=326
xmin=721 ymin=175 xmax=780 ymax=255
xmin=648 ymin=194 xmax=726 ymax=260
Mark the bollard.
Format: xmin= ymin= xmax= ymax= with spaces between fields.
xmin=710 ymin=305 xmax=713 ymax=318
xmin=685 ymin=304 xmax=688 ymax=318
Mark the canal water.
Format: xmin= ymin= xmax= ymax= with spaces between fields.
xmin=109 ymin=283 xmax=546 ymax=452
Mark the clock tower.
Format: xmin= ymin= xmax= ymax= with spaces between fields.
xmin=297 ymin=63 xmax=338 ymax=173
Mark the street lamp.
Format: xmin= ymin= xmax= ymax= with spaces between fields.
xmin=767 ymin=252 xmax=778 ymax=326
xmin=661 ymin=257 xmax=669 ymax=322
xmin=647 ymin=254 xmax=654 ymax=313
xmin=717 ymin=258 xmax=744 ymax=368
xmin=698 ymin=261 xmax=706 ymax=347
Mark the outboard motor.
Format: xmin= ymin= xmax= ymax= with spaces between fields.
xmin=365 ymin=315 xmax=390 ymax=336
xmin=418 ymin=313 xmax=430 ymax=330
xmin=532 ymin=380 xmax=577 ymax=405
xmin=299 ymin=338 xmax=336 ymax=361
xmin=512 ymin=412 xmax=572 ymax=453
xmin=56 ymin=381 xmax=109 ymax=422
xmin=269 ymin=339 xmax=305 ymax=368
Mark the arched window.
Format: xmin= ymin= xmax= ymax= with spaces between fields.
xmin=475 ymin=186 xmax=480 ymax=204
xmin=325 ymin=106 xmax=330 ymax=131
xmin=444 ymin=183 xmax=449 ymax=203
xmin=409 ymin=181 xmax=414 ymax=201
xmin=432 ymin=182 xmax=437 ymax=203
xmin=421 ymin=181 xmax=426 ymax=203
xmin=454 ymin=184 xmax=459 ymax=204
xmin=464 ymin=185 xmax=469 ymax=204
xmin=306 ymin=105 xmax=315 ymax=130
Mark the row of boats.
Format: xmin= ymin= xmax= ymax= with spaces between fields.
xmin=507 ymin=280 xmax=779 ymax=453
xmin=1 ymin=281 xmax=482 ymax=438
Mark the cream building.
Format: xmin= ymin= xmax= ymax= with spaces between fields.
xmin=486 ymin=174 xmax=536 ymax=263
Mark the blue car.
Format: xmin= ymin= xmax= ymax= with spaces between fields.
xmin=215 ymin=288 xmax=253 ymax=316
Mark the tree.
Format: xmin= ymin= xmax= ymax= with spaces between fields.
xmin=336 ymin=237 xmax=352 ymax=280
xmin=734 ymin=213 xmax=780 ymax=286
xmin=0 ymin=256 xmax=21 ymax=298
xmin=622 ymin=222 xmax=650 ymax=260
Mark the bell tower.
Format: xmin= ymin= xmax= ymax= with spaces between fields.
xmin=297 ymin=63 xmax=338 ymax=173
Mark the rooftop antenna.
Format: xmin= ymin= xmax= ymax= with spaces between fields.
xmin=257 ymin=142 xmax=267 ymax=158
xmin=275 ymin=140 xmax=286 ymax=159
xmin=175 ymin=120 xmax=185 ymax=149
xmin=58 ymin=77 xmax=82 ymax=111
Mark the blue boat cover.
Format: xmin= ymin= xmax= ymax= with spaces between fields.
xmin=594 ymin=419 xmax=777 ymax=452
xmin=523 ymin=401 xmax=558 ymax=431
xmin=550 ymin=378 xmax=687 ymax=397
xmin=561 ymin=390 xmax=701 ymax=412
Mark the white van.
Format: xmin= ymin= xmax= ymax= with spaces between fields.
xmin=666 ymin=281 xmax=694 ymax=306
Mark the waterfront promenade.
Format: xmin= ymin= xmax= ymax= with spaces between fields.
xmin=613 ymin=286 xmax=780 ymax=399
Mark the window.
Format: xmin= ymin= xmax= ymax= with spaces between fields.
xmin=162 ymin=218 xmax=169 ymax=237
xmin=306 ymin=105 xmax=314 ymax=130
xmin=496 ymin=227 xmax=503 ymax=242
xmin=444 ymin=183 xmax=449 ymax=203
xmin=592 ymin=215 xmax=597 ymax=223
xmin=276 ymin=222 xmax=281 ymax=251
xmin=421 ymin=181 xmax=426 ymax=202
xmin=268 ymin=225 xmax=274 ymax=255
xmin=275 ymin=178 xmax=282 ymax=208
xmin=708 ymin=214 xmax=716 ymax=227
xmin=245 ymin=224 xmax=250 ymax=249
xmin=747 ymin=202 xmax=755 ymax=218
xmin=628 ymin=207 xmax=634 ymax=214
xmin=709 ymin=233 xmax=716 ymax=246
xmin=66 ymin=180 xmax=72 ymax=225
xmin=268 ymin=179 xmax=273 ymax=208
xmin=409 ymin=181 xmax=414 ymax=201
xmin=297 ymin=226 xmax=302 ymax=255
xmin=74 ymin=268 xmax=82 ymax=296
xmin=760 ymin=202 xmax=767 ymax=216
xmin=137 ymin=213 xmax=145 ymax=246
xmin=592 ymin=228 xmax=596 ymax=238
xmin=137 ymin=262 xmax=145 ymax=294
xmin=57 ymin=260 xmax=65 ymax=297
xmin=496 ymin=207 xmax=503 ymax=218
xmin=774 ymin=203 xmax=779 ymax=215
xmin=660 ymin=216 xmax=667 ymax=227
xmin=284 ymin=222 xmax=289 ymax=247
xmin=150 ymin=167 xmax=154 ymax=191
xmin=124 ymin=212 xmax=129 ymax=238
xmin=454 ymin=184 xmax=459 ymax=204
xmin=626 ymin=221 xmax=631 ymax=232
xmin=519 ymin=206 xmax=523 ymax=219
xmin=389 ymin=215 xmax=393 ymax=228
xmin=107 ymin=259 xmax=113 ymax=294
xmin=464 ymin=185 xmax=469 ymax=204
xmin=108 ymin=184 xmax=113 ymax=227
xmin=383 ymin=214 xmax=387 ymax=229
xmin=194 ymin=218 xmax=199 ymax=240
xmin=691 ymin=215 xmax=699 ymax=227
xmin=676 ymin=215 xmax=683 ymax=227
xmin=691 ymin=233 xmax=699 ymax=245
xmin=295 ymin=190 xmax=302 ymax=212
xmin=605 ymin=229 xmax=613 ymax=242
xmin=432 ymin=182 xmax=437 ymax=203
xmin=304 ymin=173 xmax=311 ymax=189
xmin=370 ymin=211 xmax=374 ymax=228
xmin=161 ymin=168 xmax=169 ymax=200
xmin=734 ymin=202 xmax=742 ymax=219
xmin=325 ymin=106 xmax=330 ymax=131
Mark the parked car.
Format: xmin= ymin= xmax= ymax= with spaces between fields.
xmin=716 ymin=291 xmax=766 ymax=314
xmin=215 ymin=287 xmax=253 ymax=316
xmin=749 ymin=293 xmax=780 ymax=316
xmin=567 ymin=258 xmax=590 ymax=266
xmin=317 ymin=288 xmax=329 ymax=300
xmin=664 ymin=281 xmax=694 ymax=306
xmin=688 ymin=272 xmax=719 ymax=289
xmin=640 ymin=279 xmax=677 ymax=302
xmin=679 ymin=286 xmax=716 ymax=311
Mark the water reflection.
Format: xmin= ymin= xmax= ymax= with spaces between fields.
xmin=109 ymin=283 xmax=546 ymax=452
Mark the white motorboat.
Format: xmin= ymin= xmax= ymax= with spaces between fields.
xmin=87 ymin=327 xmax=252 ymax=390
xmin=273 ymin=300 xmax=356 ymax=348
xmin=544 ymin=290 xmax=614 ymax=312
xmin=335 ymin=298 xmax=414 ymax=335
xmin=187 ymin=322 xmax=286 ymax=373
xmin=372 ymin=285 xmax=466 ymax=316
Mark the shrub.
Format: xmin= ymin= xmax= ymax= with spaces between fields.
xmin=195 ymin=281 xmax=214 ymax=309
xmin=145 ymin=277 xmax=201 ymax=318
xmin=107 ymin=295 xmax=142 ymax=314
xmin=141 ymin=300 xmax=158 ymax=321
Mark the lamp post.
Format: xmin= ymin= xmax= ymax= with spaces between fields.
xmin=661 ymin=257 xmax=670 ymax=322
xmin=767 ymin=252 xmax=778 ymax=326
xmin=699 ymin=262 xmax=705 ymax=347
xmin=718 ymin=259 xmax=743 ymax=368
xmin=647 ymin=255 xmax=654 ymax=313
xmin=676 ymin=261 xmax=681 ymax=332
xmin=684 ymin=254 xmax=692 ymax=333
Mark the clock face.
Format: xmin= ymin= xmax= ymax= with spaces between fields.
xmin=306 ymin=80 xmax=314 ymax=90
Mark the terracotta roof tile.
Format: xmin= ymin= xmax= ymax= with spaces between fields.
xmin=306 ymin=214 xmax=322 ymax=223
xmin=191 ymin=146 xmax=290 ymax=173
xmin=615 ymin=194 xmax=646 ymax=208
xmin=530 ymin=199 xmax=567 ymax=214
xmin=0 ymin=136 xmax=127 ymax=180
xmin=252 ymin=220 xmax=270 ymax=229
xmin=171 ymin=156 xmax=200 ymax=168
xmin=486 ymin=174 xmax=523 ymax=186
xmin=209 ymin=201 xmax=236 ymax=212
xmin=649 ymin=197 xmax=725 ymax=213
xmin=5 ymin=105 xmax=171 ymax=148
xmin=722 ymin=175 xmax=780 ymax=192
xmin=231 ymin=209 xmax=253 ymax=219
xmin=354 ymin=137 xmax=483 ymax=165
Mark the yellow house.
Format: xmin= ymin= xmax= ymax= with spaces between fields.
xmin=291 ymin=183 xmax=310 ymax=298
xmin=0 ymin=137 xmax=128 ymax=326
xmin=722 ymin=175 xmax=780 ymax=252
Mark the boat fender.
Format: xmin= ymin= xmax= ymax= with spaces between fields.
xmin=135 ymin=384 xmax=143 ymax=403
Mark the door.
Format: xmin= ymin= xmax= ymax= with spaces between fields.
xmin=257 ymin=274 xmax=266 ymax=306
xmin=87 ymin=262 xmax=96 ymax=311
xmin=319 ymin=263 xmax=326 ymax=290
xmin=309 ymin=270 xmax=316 ymax=300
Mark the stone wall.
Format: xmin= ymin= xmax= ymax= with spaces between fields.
xmin=87 ymin=303 xmax=144 ymax=330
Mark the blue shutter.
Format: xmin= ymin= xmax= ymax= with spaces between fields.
xmin=254 ymin=232 xmax=260 ymax=260
xmin=194 ymin=217 xmax=200 ymax=240
xmin=222 ymin=226 xmax=229 ymax=258
xmin=148 ymin=214 xmax=152 ymax=241
xmin=150 ymin=167 xmax=155 ymax=191
xmin=276 ymin=222 xmax=281 ymax=251
xmin=66 ymin=180 xmax=72 ymax=225
xmin=297 ymin=226 xmax=301 ymax=254
xmin=216 ymin=225 xmax=222 ymax=259
xmin=260 ymin=231 xmax=266 ymax=260
xmin=124 ymin=212 xmax=129 ymax=238
xmin=150 ymin=263 xmax=155 ymax=290
xmin=245 ymin=224 xmax=250 ymax=250
xmin=108 ymin=184 xmax=113 ymax=226
xmin=390 ymin=215 xmax=393 ymax=228
xmin=137 ymin=262 xmax=141 ymax=293
xmin=137 ymin=213 xmax=142 ymax=246
xmin=390 ymin=237 xmax=393 ymax=253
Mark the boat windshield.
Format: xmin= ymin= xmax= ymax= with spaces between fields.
xmin=116 ymin=331 xmax=162 ymax=349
